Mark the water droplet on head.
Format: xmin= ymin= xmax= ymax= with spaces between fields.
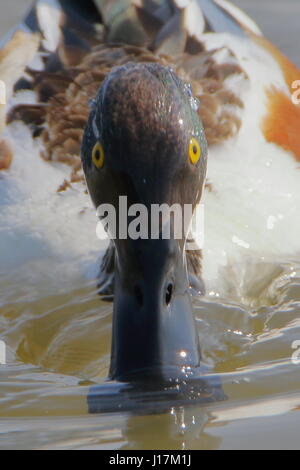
xmin=88 ymin=98 xmax=97 ymax=109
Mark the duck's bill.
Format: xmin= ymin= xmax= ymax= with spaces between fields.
xmin=108 ymin=238 xmax=202 ymax=382
xmin=92 ymin=233 xmax=227 ymax=415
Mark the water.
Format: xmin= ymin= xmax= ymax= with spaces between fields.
xmin=0 ymin=257 xmax=300 ymax=449
xmin=0 ymin=0 xmax=300 ymax=450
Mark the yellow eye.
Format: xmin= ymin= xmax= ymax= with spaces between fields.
xmin=92 ymin=142 xmax=105 ymax=169
xmin=189 ymin=137 xmax=201 ymax=165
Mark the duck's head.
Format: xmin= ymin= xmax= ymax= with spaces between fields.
xmin=82 ymin=62 xmax=207 ymax=382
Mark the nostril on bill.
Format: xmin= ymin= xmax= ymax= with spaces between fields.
xmin=165 ymin=283 xmax=173 ymax=306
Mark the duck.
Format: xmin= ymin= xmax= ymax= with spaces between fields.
xmin=0 ymin=0 xmax=299 ymax=383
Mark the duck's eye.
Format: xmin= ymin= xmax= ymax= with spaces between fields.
xmin=188 ymin=137 xmax=201 ymax=165
xmin=92 ymin=142 xmax=105 ymax=169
